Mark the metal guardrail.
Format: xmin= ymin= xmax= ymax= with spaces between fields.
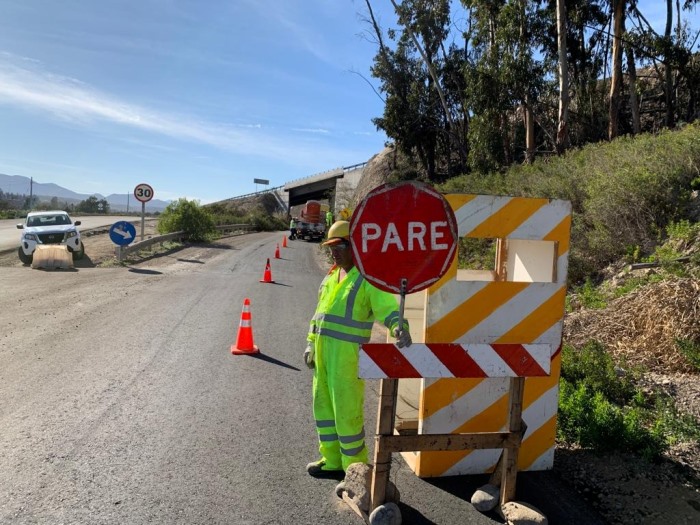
xmin=116 ymin=223 xmax=255 ymax=261
xmin=213 ymin=186 xmax=285 ymax=203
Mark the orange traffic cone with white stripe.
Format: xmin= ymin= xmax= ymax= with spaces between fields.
xmin=282 ymin=236 xmax=288 ymax=248
xmin=231 ymin=298 xmax=259 ymax=355
xmin=259 ymin=258 xmax=275 ymax=283
xmin=275 ymin=244 xmax=281 ymax=259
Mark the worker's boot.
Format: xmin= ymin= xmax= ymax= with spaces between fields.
xmin=306 ymin=459 xmax=344 ymax=479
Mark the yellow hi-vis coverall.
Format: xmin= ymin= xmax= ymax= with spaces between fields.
xmin=308 ymin=265 xmax=404 ymax=471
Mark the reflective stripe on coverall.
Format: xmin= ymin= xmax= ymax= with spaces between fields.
xmin=308 ymin=265 xmax=403 ymax=470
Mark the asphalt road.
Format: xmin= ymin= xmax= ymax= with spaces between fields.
xmin=0 ymin=215 xmax=143 ymax=252
xmin=0 ymin=232 xmax=604 ymax=524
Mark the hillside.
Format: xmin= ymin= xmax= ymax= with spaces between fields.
xmin=0 ymin=173 xmax=171 ymax=212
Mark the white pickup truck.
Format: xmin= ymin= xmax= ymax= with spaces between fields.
xmin=16 ymin=210 xmax=85 ymax=264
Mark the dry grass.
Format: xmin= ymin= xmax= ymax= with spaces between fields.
xmin=564 ymin=277 xmax=700 ymax=373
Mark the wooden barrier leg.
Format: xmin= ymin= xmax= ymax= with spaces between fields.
xmin=370 ymin=378 xmax=398 ymax=512
xmin=500 ymin=377 xmax=525 ymax=505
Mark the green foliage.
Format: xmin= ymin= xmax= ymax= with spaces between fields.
xmin=558 ymin=342 xmax=700 ymax=460
xmin=76 ymin=195 xmax=110 ymax=214
xmin=666 ymin=219 xmax=698 ymax=243
xmin=244 ymin=210 xmax=286 ymax=232
xmin=457 ymin=237 xmax=496 ymax=270
xmin=675 ymin=338 xmax=700 ymax=371
xmin=467 ymin=112 xmax=507 ymax=173
xmin=205 ymin=201 xmax=286 ymax=232
xmin=561 ymin=342 xmax=637 ymax=404
xmin=572 ymin=279 xmax=607 ymax=309
xmin=558 ymin=383 xmax=664 ymax=459
xmin=651 ymin=393 xmax=700 ymax=447
xmin=157 ymin=198 xmax=215 ymax=242
xmin=0 ymin=209 xmax=27 ymax=220
xmin=643 ymin=219 xmax=700 ymax=276
xmin=612 ymin=274 xmax=664 ymax=298
xmin=558 ymin=343 xmax=664 ymax=459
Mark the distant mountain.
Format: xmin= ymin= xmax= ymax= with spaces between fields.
xmin=0 ymin=173 xmax=171 ymax=212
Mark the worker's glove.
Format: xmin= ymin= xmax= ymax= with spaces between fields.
xmin=304 ymin=344 xmax=315 ymax=369
xmin=392 ymin=327 xmax=412 ymax=348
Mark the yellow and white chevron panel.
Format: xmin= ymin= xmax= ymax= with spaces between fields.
xmin=403 ymin=194 xmax=571 ymax=478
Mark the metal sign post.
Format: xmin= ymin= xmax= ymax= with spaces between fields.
xmin=133 ymin=183 xmax=154 ymax=242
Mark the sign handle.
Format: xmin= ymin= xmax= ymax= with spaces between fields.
xmin=397 ymin=278 xmax=407 ymax=334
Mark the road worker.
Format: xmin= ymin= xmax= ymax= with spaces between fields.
xmin=289 ymin=217 xmax=297 ymax=240
xmin=325 ymin=209 xmax=333 ymax=230
xmin=304 ymin=220 xmax=411 ymax=477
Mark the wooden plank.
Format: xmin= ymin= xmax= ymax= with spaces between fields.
xmin=500 ymin=377 xmax=525 ymax=504
xmin=378 ymin=431 xmax=520 ymax=453
xmin=370 ymin=378 xmax=398 ymax=512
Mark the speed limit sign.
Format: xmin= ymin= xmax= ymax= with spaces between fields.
xmin=134 ymin=183 xmax=154 ymax=203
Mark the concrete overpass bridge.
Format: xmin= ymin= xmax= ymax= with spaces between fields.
xmin=210 ymin=162 xmax=367 ymax=215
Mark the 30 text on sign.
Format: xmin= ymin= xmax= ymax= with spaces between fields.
xmin=134 ymin=183 xmax=154 ymax=203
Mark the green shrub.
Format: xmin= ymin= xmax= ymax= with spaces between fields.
xmin=558 ymin=341 xmax=700 ymax=460
xmin=244 ymin=210 xmax=286 ymax=231
xmin=157 ymin=199 xmax=215 ymax=242
xmin=561 ymin=342 xmax=637 ymax=404
xmin=558 ymin=344 xmax=665 ymax=458
xmin=651 ymin=393 xmax=700 ymax=447
xmin=612 ymin=274 xmax=664 ymax=298
xmin=675 ymin=338 xmax=700 ymax=371
xmin=575 ymin=279 xmax=608 ymax=309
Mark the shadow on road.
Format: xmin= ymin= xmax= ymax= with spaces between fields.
xmin=128 ymin=268 xmax=163 ymax=275
xmin=247 ymin=352 xmax=301 ymax=371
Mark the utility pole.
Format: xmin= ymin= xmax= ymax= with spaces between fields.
xmin=29 ymin=177 xmax=33 ymax=209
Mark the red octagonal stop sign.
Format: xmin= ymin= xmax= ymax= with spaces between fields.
xmin=350 ymin=181 xmax=458 ymax=294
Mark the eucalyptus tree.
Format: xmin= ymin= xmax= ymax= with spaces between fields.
xmin=627 ymin=0 xmax=700 ymax=129
xmin=461 ymin=0 xmax=546 ymax=169
xmin=555 ymin=0 xmax=571 ymax=152
xmin=366 ymin=0 xmax=468 ymax=181
xmin=537 ymin=1 xmax=609 ymax=145
xmin=609 ymin=0 xmax=626 ymax=140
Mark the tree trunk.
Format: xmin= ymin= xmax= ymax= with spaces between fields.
xmin=518 ymin=0 xmax=535 ymax=163
xmin=665 ymin=0 xmax=675 ymax=127
xmin=555 ymin=0 xmax=570 ymax=154
xmin=625 ymin=44 xmax=641 ymax=134
xmin=524 ymin=99 xmax=535 ymax=163
xmin=609 ymin=0 xmax=626 ymax=140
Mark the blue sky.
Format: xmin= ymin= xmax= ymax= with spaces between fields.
xmin=0 ymin=1 xmax=697 ymax=204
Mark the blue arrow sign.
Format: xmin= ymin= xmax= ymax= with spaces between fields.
xmin=109 ymin=221 xmax=137 ymax=246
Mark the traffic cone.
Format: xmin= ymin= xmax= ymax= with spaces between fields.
xmin=231 ymin=298 xmax=259 ymax=355
xmin=275 ymin=244 xmax=281 ymax=259
xmin=259 ymin=258 xmax=275 ymax=283
xmin=282 ymin=236 xmax=288 ymax=248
